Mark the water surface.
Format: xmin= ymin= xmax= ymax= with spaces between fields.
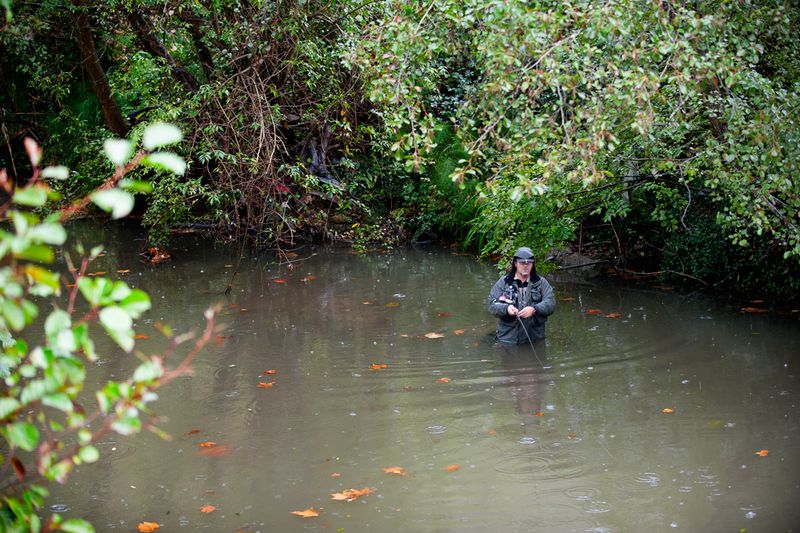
xmin=48 ymin=226 xmax=800 ymax=532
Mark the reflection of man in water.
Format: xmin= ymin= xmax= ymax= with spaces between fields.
xmin=501 ymin=343 xmax=548 ymax=416
xmin=487 ymin=247 xmax=556 ymax=346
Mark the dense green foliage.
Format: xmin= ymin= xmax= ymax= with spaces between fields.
xmin=0 ymin=130 xmax=214 ymax=531
xmin=2 ymin=0 xmax=800 ymax=301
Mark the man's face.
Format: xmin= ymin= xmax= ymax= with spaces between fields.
xmin=515 ymin=258 xmax=534 ymax=273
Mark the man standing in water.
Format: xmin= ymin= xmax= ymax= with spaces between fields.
xmin=488 ymin=247 xmax=556 ymax=345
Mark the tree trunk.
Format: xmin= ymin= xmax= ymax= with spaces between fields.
xmin=179 ymin=9 xmax=215 ymax=79
xmin=71 ymin=3 xmax=129 ymax=137
xmin=126 ymin=8 xmax=199 ymax=92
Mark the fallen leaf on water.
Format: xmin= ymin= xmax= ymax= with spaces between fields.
xmin=257 ymin=381 xmax=275 ymax=388
xmin=214 ymin=335 xmax=226 ymax=346
xmin=424 ymin=332 xmax=445 ymax=339
xmin=566 ymin=433 xmax=579 ymax=440
xmin=331 ymin=487 xmax=375 ymax=501
xmin=200 ymin=505 xmax=215 ymax=513
xmin=605 ymin=313 xmax=622 ymax=319
xmin=385 ymin=301 xmax=401 ymax=308
xmin=134 ymin=333 xmax=149 ymax=340
xmin=383 ymin=466 xmax=407 ymax=476
xmin=741 ymin=307 xmax=768 ymax=314
xmin=137 ymin=522 xmax=160 ymax=532
xmin=272 ymin=278 xmax=288 ymax=284
xmin=437 ymin=311 xmax=453 ymax=317
xmin=117 ymin=269 xmax=130 ymax=273
xmin=371 ymin=363 xmax=388 ymax=370
xmin=755 ymin=449 xmax=769 ymax=457
xmin=533 ymin=411 xmax=544 ymax=417
xmin=199 ymin=441 xmax=217 ymax=447
xmin=263 ymin=369 xmax=277 ymax=375
xmin=487 ymin=429 xmax=497 ymax=436
xmin=661 ymin=408 xmax=674 ymax=414
xmin=444 ymin=464 xmax=461 ymax=472
xmin=87 ymin=271 xmax=106 ymax=276
xmin=436 ymin=377 xmax=451 ymax=383
xmin=586 ymin=309 xmax=602 ymax=316
xmin=331 ymin=472 xmax=341 ymax=477
xmin=301 ymin=275 xmax=317 ymax=282
xmin=362 ymin=300 xmax=374 ymax=305
xmin=453 ymin=329 xmax=465 ymax=335
xmin=197 ymin=444 xmax=229 ymax=457
xmin=185 ymin=428 xmax=201 ymax=436
xmin=291 ymin=508 xmax=320 ymax=518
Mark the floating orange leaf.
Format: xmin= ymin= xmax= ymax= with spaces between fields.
xmin=272 ymin=278 xmax=288 ymax=284
xmin=200 ymin=505 xmax=216 ymax=513
xmin=370 ymin=363 xmax=388 ymax=370
xmin=383 ymin=467 xmax=407 ymax=476
xmin=533 ymin=411 xmax=544 ymax=417
xmin=661 ymin=408 xmax=674 ymax=414
xmin=301 ymin=275 xmax=317 ymax=282
xmin=437 ymin=311 xmax=453 ymax=317
xmin=444 ymin=464 xmax=461 ymax=472
xmin=741 ymin=307 xmax=768 ymax=314
xmin=257 ymin=381 xmax=275 ymax=388
xmin=755 ymin=449 xmax=769 ymax=457
xmin=185 ymin=428 xmax=201 ymax=436
xmin=87 ymin=271 xmax=106 ymax=276
xmin=605 ymin=313 xmax=622 ymax=318
xmin=586 ymin=309 xmax=602 ymax=315
xmin=263 ymin=369 xmax=277 ymax=375
xmin=134 ymin=333 xmax=149 ymax=340
xmin=199 ymin=441 xmax=217 ymax=448
xmin=487 ymin=429 xmax=497 ymax=436
xmin=291 ymin=508 xmax=320 ymax=518
xmin=385 ymin=301 xmax=401 ymax=308
xmin=331 ymin=487 xmax=375 ymax=501
xmin=453 ymin=329 xmax=465 ymax=335
xmin=331 ymin=472 xmax=341 ymax=477
xmin=436 ymin=377 xmax=451 ymax=383
xmin=117 ymin=269 xmax=130 ymax=273
xmin=137 ymin=522 xmax=160 ymax=532
xmin=197 ymin=444 xmax=229 ymax=457
xmin=424 ymin=332 xmax=445 ymax=339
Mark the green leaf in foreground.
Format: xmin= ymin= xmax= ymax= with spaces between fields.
xmin=90 ymin=189 xmax=135 ymax=219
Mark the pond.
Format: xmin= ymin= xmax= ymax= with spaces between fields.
xmin=47 ymin=224 xmax=800 ymax=532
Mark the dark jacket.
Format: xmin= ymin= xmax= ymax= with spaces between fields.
xmin=487 ymin=272 xmax=556 ymax=344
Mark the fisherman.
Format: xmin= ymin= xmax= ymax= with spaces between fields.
xmin=487 ymin=246 xmax=556 ymax=345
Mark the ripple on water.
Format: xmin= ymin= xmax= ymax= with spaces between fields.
xmin=564 ymin=486 xmax=602 ymax=502
xmin=494 ymin=449 xmax=588 ymax=481
xmin=615 ymin=471 xmax=663 ymax=493
xmin=94 ymin=439 xmax=137 ymax=463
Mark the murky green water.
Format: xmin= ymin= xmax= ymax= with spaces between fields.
xmin=46 ymin=224 xmax=800 ymax=532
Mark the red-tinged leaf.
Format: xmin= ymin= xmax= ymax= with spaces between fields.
xmin=437 ymin=311 xmax=453 ymax=317
xmin=424 ymin=332 xmax=445 ymax=339
xmin=11 ymin=457 xmax=25 ymax=482
xmin=263 ymin=369 xmax=277 ymax=375
xmin=331 ymin=487 xmax=375 ymax=501
xmin=661 ymin=408 xmax=674 ymax=414
xmin=137 ymin=522 xmax=160 ymax=532
xmin=291 ymin=508 xmax=320 ymax=518
xmin=586 ymin=309 xmax=602 ymax=315
xmin=214 ymin=335 xmax=226 ymax=346
xmin=371 ymin=363 xmax=388 ymax=370
xmin=436 ymin=377 xmax=451 ymax=383
xmin=197 ymin=444 xmax=230 ymax=457
xmin=200 ymin=505 xmax=216 ymax=513
xmin=533 ymin=411 xmax=544 ymax=417
xmin=301 ymin=275 xmax=317 ymax=282
xmin=199 ymin=441 xmax=217 ymax=447
xmin=87 ymin=271 xmax=106 ymax=277
xmin=383 ymin=466 xmax=407 ymax=476
xmin=444 ymin=464 xmax=461 ymax=472
xmin=134 ymin=334 xmax=149 ymax=340
xmin=605 ymin=313 xmax=622 ymax=318
xmin=741 ymin=307 xmax=768 ymax=314
xmin=257 ymin=381 xmax=275 ymax=388
xmin=185 ymin=428 xmax=201 ymax=436
xmin=272 ymin=279 xmax=288 ymax=284
xmin=453 ymin=329 xmax=465 ymax=335
xmin=755 ymin=449 xmax=769 ymax=457
xmin=487 ymin=429 xmax=497 ymax=436
xmin=275 ymin=183 xmax=290 ymax=194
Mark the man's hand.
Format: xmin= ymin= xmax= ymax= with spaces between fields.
xmin=517 ymin=306 xmax=536 ymax=319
